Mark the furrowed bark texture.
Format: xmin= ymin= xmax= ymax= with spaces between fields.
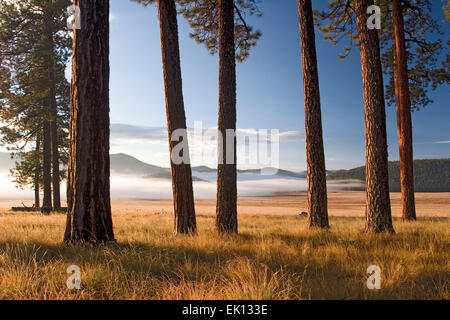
xmin=392 ymin=0 xmax=416 ymax=221
xmin=297 ymin=0 xmax=329 ymax=229
xmin=157 ymin=0 xmax=197 ymax=235
xmin=65 ymin=0 xmax=115 ymax=244
xmin=355 ymin=0 xmax=394 ymax=233
xmin=216 ymin=0 xmax=238 ymax=234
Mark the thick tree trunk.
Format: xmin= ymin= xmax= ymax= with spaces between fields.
xmin=34 ymin=137 xmax=40 ymax=208
xmin=297 ymin=0 xmax=329 ymax=229
xmin=65 ymin=0 xmax=114 ymax=245
xmin=216 ymin=0 xmax=237 ymax=234
xmin=392 ymin=0 xmax=416 ymax=221
xmin=157 ymin=0 xmax=197 ymax=235
xmin=42 ymin=118 xmax=52 ymax=214
xmin=355 ymin=0 xmax=394 ymax=233
xmin=48 ymin=48 xmax=61 ymax=211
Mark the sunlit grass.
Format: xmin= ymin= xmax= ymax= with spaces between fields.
xmin=0 ymin=208 xmax=448 ymax=299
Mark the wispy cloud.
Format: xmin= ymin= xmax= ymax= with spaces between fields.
xmin=111 ymin=123 xmax=305 ymax=145
xmin=278 ymin=131 xmax=305 ymax=142
xmin=432 ymin=140 xmax=450 ymax=144
xmin=111 ymin=124 xmax=168 ymax=144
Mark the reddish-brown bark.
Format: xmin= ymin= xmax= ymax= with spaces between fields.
xmin=216 ymin=0 xmax=238 ymax=234
xmin=297 ymin=0 xmax=329 ymax=229
xmin=157 ymin=0 xmax=197 ymax=235
xmin=355 ymin=0 xmax=394 ymax=233
xmin=65 ymin=0 xmax=115 ymax=244
xmin=392 ymin=0 xmax=416 ymax=221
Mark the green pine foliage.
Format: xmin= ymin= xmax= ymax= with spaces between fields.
xmin=132 ymin=0 xmax=262 ymax=62
xmin=0 ymin=0 xmax=71 ymax=190
xmin=314 ymin=0 xmax=450 ymax=110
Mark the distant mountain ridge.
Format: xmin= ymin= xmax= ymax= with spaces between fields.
xmin=110 ymin=153 xmax=169 ymax=175
xmin=3 ymin=152 xmax=449 ymax=190
xmin=327 ymin=158 xmax=450 ymax=192
xmin=110 ymin=153 xmax=306 ymax=180
xmin=2 ymin=152 xmax=304 ymax=179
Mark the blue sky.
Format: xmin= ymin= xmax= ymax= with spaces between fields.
xmin=105 ymin=0 xmax=448 ymax=171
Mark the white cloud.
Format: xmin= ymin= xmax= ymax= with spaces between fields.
xmin=111 ymin=123 xmax=304 ymax=145
xmin=111 ymin=124 xmax=168 ymax=144
xmin=278 ymin=131 xmax=305 ymax=142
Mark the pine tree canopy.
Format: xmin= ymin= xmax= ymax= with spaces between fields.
xmin=132 ymin=0 xmax=262 ymax=62
xmin=314 ymin=0 xmax=450 ymax=110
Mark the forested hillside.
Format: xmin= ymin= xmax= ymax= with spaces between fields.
xmin=327 ymin=159 xmax=450 ymax=192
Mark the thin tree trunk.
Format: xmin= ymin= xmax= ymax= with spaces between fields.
xmin=34 ymin=137 xmax=40 ymax=208
xmin=355 ymin=0 xmax=394 ymax=233
xmin=48 ymin=42 xmax=61 ymax=211
xmin=157 ymin=0 xmax=197 ymax=235
xmin=297 ymin=0 xmax=329 ymax=229
xmin=65 ymin=0 xmax=114 ymax=245
xmin=392 ymin=0 xmax=416 ymax=221
xmin=42 ymin=117 xmax=52 ymax=214
xmin=50 ymin=118 xmax=60 ymax=210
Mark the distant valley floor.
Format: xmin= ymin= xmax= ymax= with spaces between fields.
xmin=1 ymin=191 xmax=449 ymax=218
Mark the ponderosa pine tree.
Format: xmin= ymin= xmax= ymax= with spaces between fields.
xmin=176 ymin=0 xmax=261 ymax=234
xmin=133 ymin=0 xmax=261 ymax=234
xmin=0 ymin=0 xmax=70 ymax=211
xmin=355 ymin=0 xmax=394 ymax=233
xmin=133 ymin=0 xmax=197 ymax=234
xmin=297 ymin=0 xmax=329 ymax=229
xmin=382 ymin=0 xmax=448 ymax=220
xmin=157 ymin=0 xmax=197 ymax=234
xmin=216 ymin=0 xmax=238 ymax=233
xmin=43 ymin=0 xmax=71 ymax=211
xmin=64 ymin=0 xmax=115 ymax=244
xmin=392 ymin=0 xmax=415 ymax=220
xmin=315 ymin=0 xmax=449 ymax=222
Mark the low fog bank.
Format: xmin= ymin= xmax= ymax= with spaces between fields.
xmin=0 ymin=171 xmax=364 ymax=200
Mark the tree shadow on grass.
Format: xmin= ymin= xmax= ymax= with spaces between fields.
xmin=0 ymin=223 xmax=447 ymax=299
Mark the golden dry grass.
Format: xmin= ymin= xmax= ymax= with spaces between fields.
xmin=0 ymin=192 xmax=448 ymax=300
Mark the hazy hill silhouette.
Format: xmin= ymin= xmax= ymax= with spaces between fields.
xmin=327 ymin=158 xmax=450 ymax=192
xmin=110 ymin=153 xmax=169 ymax=175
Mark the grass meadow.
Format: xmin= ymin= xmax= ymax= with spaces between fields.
xmin=0 ymin=198 xmax=448 ymax=300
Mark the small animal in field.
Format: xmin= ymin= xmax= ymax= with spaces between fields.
xmin=299 ymin=211 xmax=308 ymax=217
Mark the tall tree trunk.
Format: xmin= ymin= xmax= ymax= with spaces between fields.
xmin=157 ymin=0 xmax=197 ymax=235
xmin=34 ymin=137 xmax=40 ymax=208
xmin=42 ymin=117 xmax=52 ymax=214
xmin=64 ymin=0 xmax=114 ymax=245
xmin=50 ymin=117 xmax=60 ymax=210
xmin=216 ymin=0 xmax=237 ymax=234
xmin=355 ymin=0 xmax=394 ymax=233
xmin=297 ymin=0 xmax=329 ymax=229
xmin=48 ymin=42 xmax=61 ymax=211
xmin=392 ymin=0 xmax=416 ymax=221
